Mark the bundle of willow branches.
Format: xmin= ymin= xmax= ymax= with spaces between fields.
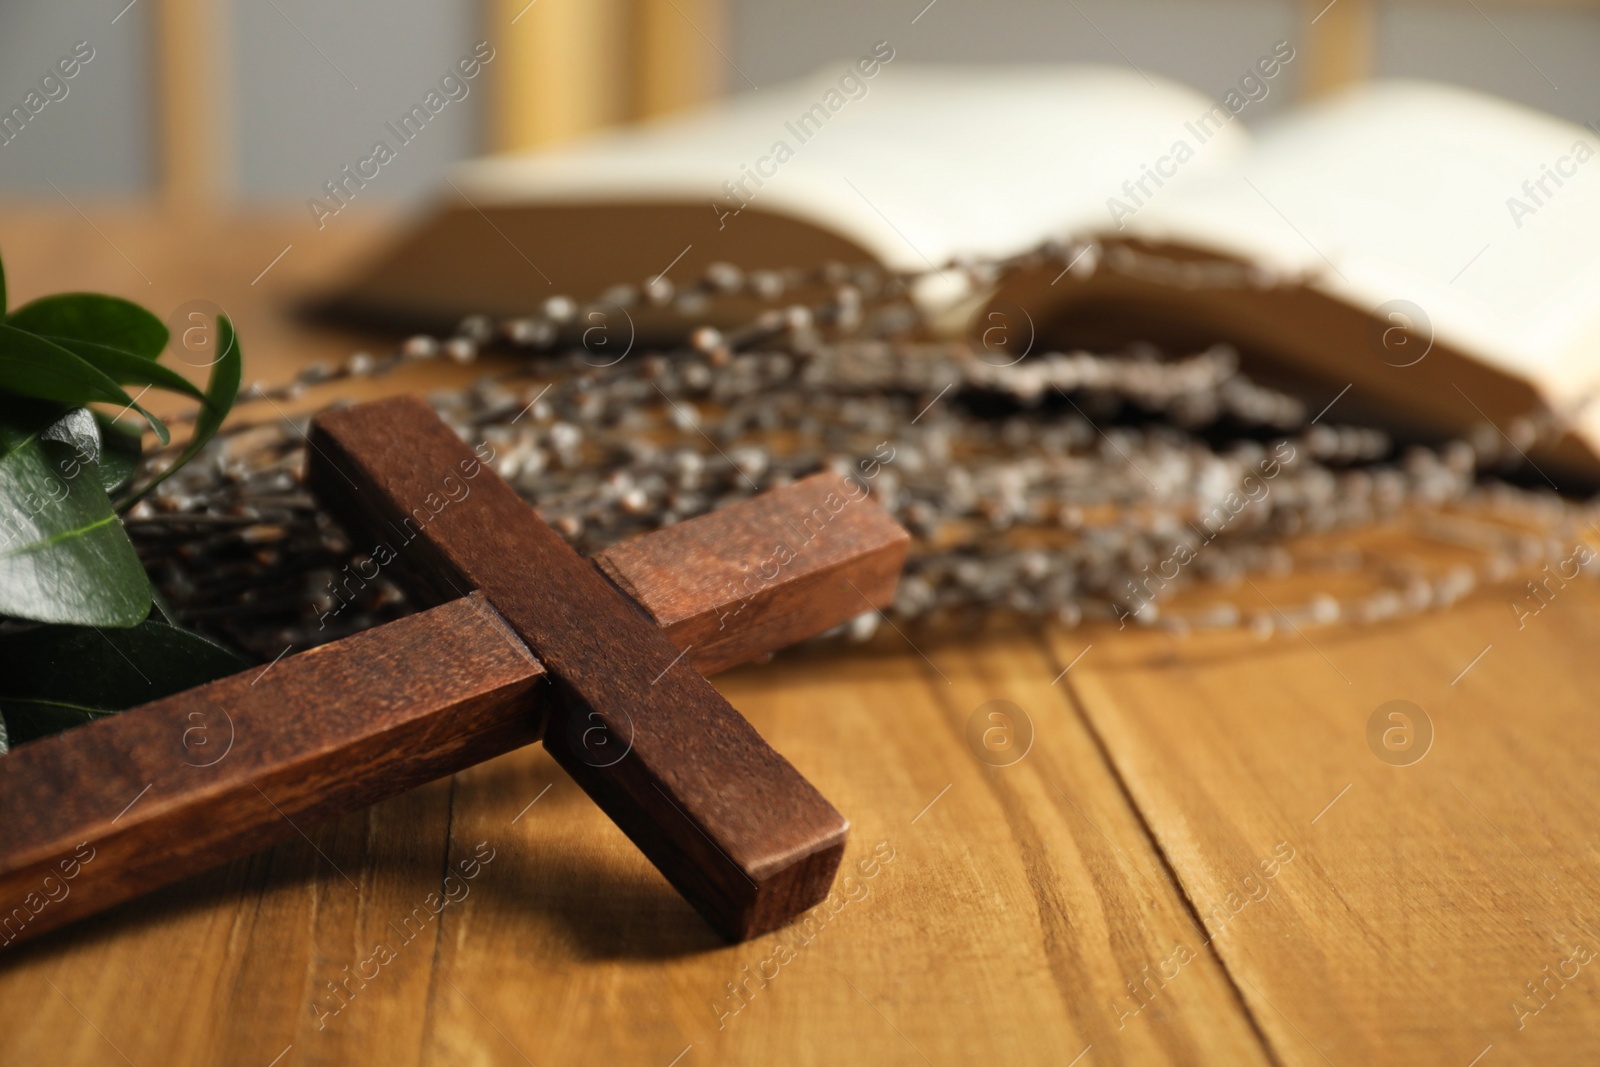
xmin=125 ymin=248 xmax=1598 ymax=662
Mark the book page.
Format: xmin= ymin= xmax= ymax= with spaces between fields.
xmin=1129 ymin=80 xmax=1600 ymax=400
xmin=455 ymin=62 xmax=1252 ymax=274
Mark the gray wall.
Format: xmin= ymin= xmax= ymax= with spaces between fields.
xmin=729 ymin=0 xmax=1600 ymax=126
xmin=232 ymin=0 xmax=484 ymax=201
xmin=0 ymin=0 xmax=481 ymax=201
xmin=1375 ymin=3 xmax=1600 ymax=124
xmin=0 ymin=0 xmax=156 ymax=194
xmin=729 ymin=0 xmax=1303 ymax=117
xmin=0 ymin=0 xmax=1595 ymax=198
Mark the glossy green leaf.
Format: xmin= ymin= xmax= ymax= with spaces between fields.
xmin=0 ymin=323 xmax=139 ymax=408
xmin=45 ymin=335 xmax=206 ymax=449
xmin=0 ymin=399 xmax=51 ymax=448
xmin=200 ymin=315 xmax=242 ymax=439
xmin=142 ymin=405 xmax=170 ymax=445
xmin=0 ymin=322 xmax=169 ymax=443
xmin=39 ymin=405 xmax=100 ymax=465
xmin=8 ymin=293 xmax=169 ymax=360
xmin=48 ymin=337 xmax=205 ymax=403
xmin=124 ymin=315 xmax=241 ymax=505
xmin=0 ymin=417 xmax=150 ymax=626
xmin=148 ymin=579 xmax=178 ymax=626
xmin=95 ymin=413 xmax=142 ymax=496
xmin=0 ymin=617 xmax=242 ymax=746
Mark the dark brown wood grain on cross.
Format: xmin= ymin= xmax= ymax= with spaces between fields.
xmin=0 ymin=395 xmax=909 ymax=949
xmin=309 ymin=395 xmax=905 ymax=939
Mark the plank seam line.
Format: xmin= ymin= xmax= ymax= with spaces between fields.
xmin=1034 ymin=631 xmax=1287 ymax=1067
xmin=418 ymin=773 xmax=460 ymax=1052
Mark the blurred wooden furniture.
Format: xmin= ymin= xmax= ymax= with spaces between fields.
xmin=155 ymin=0 xmax=731 ymax=208
xmin=0 ymin=209 xmax=1597 ymax=1065
xmin=148 ymin=0 xmax=1600 ymax=211
xmin=1302 ymin=0 xmax=1376 ymax=96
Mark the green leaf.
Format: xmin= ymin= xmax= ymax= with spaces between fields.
xmin=39 ymin=405 xmax=100 ymax=465
xmin=0 ymin=416 xmax=150 ymax=626
xmin=0 ymin=319 xmax=132 ymax=406
xmin=0 ymin=323 xmax=170 ymax=442
xmin=0 ymin=323 xmax=139 ymax=407
xmin=95 ymin=412 xmax=141 ymax=496
xmin=8 ymin=293 xmax=168 ymax=360
xmin=48 ymin=337 xmax=205 ymax=403
xmin=0 ymin=698 xmax=115 ymax=747
xmin=148 ymin=579 xmax=178 ymax=625
xmin=124 ymin=315 xmax=240 ymax=505
xmin=0 ymin=616 xmax=243 ymax=705
xmin=0 ymin=397 xmax=73 ymax=458
xmin=202 ymin=314 xmax=242 ymax=427
xmin=0 ymin=617 xmax=243 ymax=746
xmin=36 ymin=405 xmax=149 ymax=509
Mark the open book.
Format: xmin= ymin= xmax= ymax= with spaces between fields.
xmin=330 ymin=54 xmax=1600 ymax=481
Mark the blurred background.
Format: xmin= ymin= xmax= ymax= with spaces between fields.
xmin=1 ymin=0 xmax=1596 ymax=209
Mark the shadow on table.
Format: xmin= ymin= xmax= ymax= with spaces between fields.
xmin=0 ymin=785 xmax=725 ymax=974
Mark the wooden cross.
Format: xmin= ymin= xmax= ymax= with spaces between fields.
xmin=0 ymin=395 xmax=908 ymax=948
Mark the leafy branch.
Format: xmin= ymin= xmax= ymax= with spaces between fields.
xmin=0 ymin=251 xmax=246 ymax=751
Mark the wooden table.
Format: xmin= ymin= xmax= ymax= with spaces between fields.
xmin=2 ymin=206 xmax=1597 ymax=1065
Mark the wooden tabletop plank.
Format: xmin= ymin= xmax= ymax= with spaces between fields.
xmin=19 ymin=208 xmax=1595 ymax=1065
xmin=1051 ymin=581 xmax=1600 ymax=1065
xmin=0 ymin=636 xmax=1273 ymax=1065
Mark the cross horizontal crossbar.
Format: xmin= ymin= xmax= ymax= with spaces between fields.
xmin=0 ymin=398 xmax=908 ymax=948
xmin=310 ymin=396 xmax=908 ymax=939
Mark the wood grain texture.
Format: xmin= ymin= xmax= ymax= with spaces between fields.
xmin=309 ymin=395 xmax=852 ymax=940
xmin=407 ymin=635 xmax=1273 ymax=1066
xmin=1051 ymin=579 xmax=1600 ymax=1065
xmin=595 ymin=470 xmax=910 ymax=675
xmin=0 ymin=595 xmax=542 ymax=949
xmin=10 ymin=212 xmax=1595 ymax=1065
xmin=0 ymin=629 xmax=1274 ymax=1066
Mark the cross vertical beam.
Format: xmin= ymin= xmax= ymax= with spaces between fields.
xmin=310 ymin=396 xmax=875 ymax=939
